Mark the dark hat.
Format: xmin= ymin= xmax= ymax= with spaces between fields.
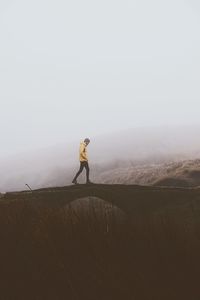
xmin=84 ymin=138 xmax=90 ymax=143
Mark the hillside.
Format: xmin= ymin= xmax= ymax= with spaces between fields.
xmin=1 ymin=184 xmax=200 ymax=299
xmin=95 ymin=159 xmax=200 ymax=187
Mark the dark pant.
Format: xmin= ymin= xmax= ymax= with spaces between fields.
xmin=73 ymin=161 xmax=90 ymax=182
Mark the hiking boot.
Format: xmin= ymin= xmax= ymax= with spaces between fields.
xmin=72 ymin=179 xmax=78 ymax=185
xmin=86 ymin=180 xmax=94 ymax=185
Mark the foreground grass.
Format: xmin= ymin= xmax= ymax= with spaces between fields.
xmin=0 ymin=189 xmax=200 ymax=300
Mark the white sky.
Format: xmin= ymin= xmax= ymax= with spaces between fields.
xmin=1 ymin=0 xmax=200 ymax=157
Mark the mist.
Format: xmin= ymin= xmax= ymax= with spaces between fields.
xmin=1 ymin=1 xmax=200 ymax=190
xmin=1 ymin=0 xmax=200 ymax=158
xmin=0 ymin=125 xmax=200 ymax=192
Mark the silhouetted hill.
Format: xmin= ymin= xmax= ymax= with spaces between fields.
xmin=1 ymin=184 xmax=200 ymax=299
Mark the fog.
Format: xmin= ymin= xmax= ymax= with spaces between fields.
xmin=0 ymin=125 xmax=200 ymax=192
xmin=1 ymin=1 xmax=200 ymax=190
xmin=1 ymin=0 xmax=200 ymax=158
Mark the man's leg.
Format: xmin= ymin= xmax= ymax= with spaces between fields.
xmin=72 ymin=162 xmax=84 ymax=183
xmin=84 ymin=161 xmax=90 ymax=183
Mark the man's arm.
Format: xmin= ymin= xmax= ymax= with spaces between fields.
xmin=80 ymin=144 xmax=88 ymax=161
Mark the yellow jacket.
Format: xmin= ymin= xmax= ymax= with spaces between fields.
xmin=79 ymin=142 xmax=88 ymax=162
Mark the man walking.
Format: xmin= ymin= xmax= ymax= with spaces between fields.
xmin=72 ymin=138 xmax=93 ymax=184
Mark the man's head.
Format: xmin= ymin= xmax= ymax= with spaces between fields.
xmin=84 ymin=138 xmax=90 ymax=145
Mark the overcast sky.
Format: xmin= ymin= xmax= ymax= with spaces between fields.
xmin=1 ymin=0 xmax=200 ymax=158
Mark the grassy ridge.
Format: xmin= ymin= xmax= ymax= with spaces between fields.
xmin=0 ymin=185 xmax=200 ymax=299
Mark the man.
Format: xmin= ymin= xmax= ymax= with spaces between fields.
xmin=72 ymin=138 xmax=93 ymax=184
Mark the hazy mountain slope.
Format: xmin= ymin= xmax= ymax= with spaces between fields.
xmin=153 ymin=159 xmax=200 ymax=187
xmin=95 ymin=159 xmax=200 ymax=187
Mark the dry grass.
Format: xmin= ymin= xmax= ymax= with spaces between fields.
xmin=0 ymin=186 xmax=200 ymax=299
xmin=95 ymin=159 xmax=200 ymax=187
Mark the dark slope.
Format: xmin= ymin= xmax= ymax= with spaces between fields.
xmin=1 ymin=184 xmax=200 ymax=300
xmin=4 ymin=183 xmax=200 ymax=215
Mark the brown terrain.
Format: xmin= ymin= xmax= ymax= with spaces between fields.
xmin=95 ymin=159 xmax=200 ymax=187
xmin=1 ymin=184 xmax=200 ymax=299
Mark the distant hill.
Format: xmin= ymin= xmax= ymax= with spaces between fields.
xmin=153 ymin=159 xmax=200 ymax=187
xmin=95 ymin=159 xmax=200 ymax=187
